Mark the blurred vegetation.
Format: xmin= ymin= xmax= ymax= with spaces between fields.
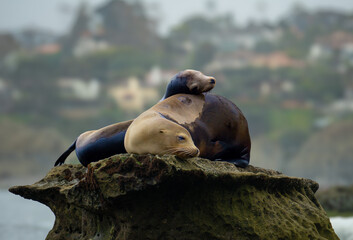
xmin=316 ymin=185 xmax=353 ymax=215
xmin=287 ymin=119 xmax=353 ymax=185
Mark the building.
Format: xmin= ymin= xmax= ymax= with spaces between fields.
xmin=309 ymin=31 xmax=353 ymax=63
xmin=73 ymin=36 xmax=110 ymax=57
xmin=206 ymin=51 xmax=304 ymax=71
xmin=108 ymin=77 xmax=159 ymax=112
xmin=252 ymin=52 xmax=305 ymax=69
xmin=13 ymin=28 xmax=58 ymax=49
xmin=36 ymin=44 xmax=61 ymax=55
xmin=58 ymin=78 xmax=101 ymax=101
xmin=205 ymin=51 xmax=257 ymax=71
xmin=144 ymin=66 xmax=176 ymax=86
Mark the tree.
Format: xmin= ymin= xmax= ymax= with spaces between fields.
xmin=96 ymin=0 xmax=160 ymax=50
xmin=190 ymin=42 xmax=216 ymax=70
xmin=62 ymin=2 xmax=90 ymax=52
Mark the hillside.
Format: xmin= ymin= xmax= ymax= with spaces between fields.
xmin=287 ymin=120 xmax=353 ymax=187
xmin=0 ymin=119 xmax=75 ymax=180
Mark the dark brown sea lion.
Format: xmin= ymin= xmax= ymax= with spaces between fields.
xmin=125 ymin=93 xmax=251 ymax=167
xmin=54 ymin=69 xmax=215 ymax=167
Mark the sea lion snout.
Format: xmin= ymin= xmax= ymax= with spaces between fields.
xmin=194 ymin=148 xmax=200 ymax=157
xmin=180 ymin=69 xmax=216 ymax=94
xmin=176 ymin=146 xmax=200 ymax=158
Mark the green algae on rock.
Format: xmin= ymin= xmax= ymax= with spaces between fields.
xmin=9 ymin=154 xmax=338 ymax=240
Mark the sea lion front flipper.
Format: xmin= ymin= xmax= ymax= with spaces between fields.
xmin=212 ymin=141 xmax=250 ymax=168
xmin=215 ymin=159 xmax=249 ymax=168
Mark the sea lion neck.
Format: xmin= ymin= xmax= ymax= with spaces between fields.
xmin=162 ymin=74 xmax=189 ymax=100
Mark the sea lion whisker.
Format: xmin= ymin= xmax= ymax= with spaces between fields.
xmin=173 ymin=148 xmax=195 ymax=158
xmin=161 ymin=148 xmax=179 ymax=155
xmin=162 ymin=151 xmax=176 ymax=155
xmin=162 ymin=147 xmax=193 ymax=157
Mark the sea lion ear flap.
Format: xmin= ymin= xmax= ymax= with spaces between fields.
xmin=159 ymin=130 xmax=165 ymax=134
xmin=188 ymin=82 xmax=199 ymax=93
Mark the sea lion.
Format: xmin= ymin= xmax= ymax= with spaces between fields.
xmin=54 ymin=120 xmax=133 ymax=167
xmin=125 ymin=93 xmax=251 ymax=167
xmin=124 ymin=111 xmax=200 ymax=158
xmin=54 ymin=69 xmax=215 ymax=167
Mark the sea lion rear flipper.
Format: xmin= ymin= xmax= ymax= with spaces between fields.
xmin=54 ymin=140 xmax=76 ymax=166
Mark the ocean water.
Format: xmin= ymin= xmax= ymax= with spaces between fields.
xmin=331 ymin=217 xmax=353 ymax=240
xmin=0 ymin=190 xmax=352 ymax=240
xmin=0 ymin=190 xmax=54 ymax=240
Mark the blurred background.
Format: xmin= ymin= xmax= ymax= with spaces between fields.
xmin=1 ymin=0 xmax=353 ymax=239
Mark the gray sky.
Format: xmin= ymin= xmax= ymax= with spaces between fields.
xmin=0 ymin=0 xmax=353 ymax=35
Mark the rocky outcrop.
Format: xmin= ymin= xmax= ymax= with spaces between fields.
xmin=9 ymin=154 xmax=338 ymax=240
xmin=316 ymin=185 xmax=353 ymax=214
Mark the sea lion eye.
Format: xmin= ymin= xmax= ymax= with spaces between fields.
xmin=177 ymin=136 xmax=186 ymax=141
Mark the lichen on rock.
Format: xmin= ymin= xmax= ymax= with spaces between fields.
xmin=9 ymin=154 xmax=338 ymax=240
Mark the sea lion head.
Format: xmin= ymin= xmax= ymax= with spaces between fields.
xmin=162 ymin=69 xmax=216 ymax=100
xmin=125 ymin=116 xmax=200 ymax=158
xmin=180 ymin=69 xmax=216 ymax=94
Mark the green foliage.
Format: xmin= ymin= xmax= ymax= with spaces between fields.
xmin=11 ymin=52 xmax=63 ymax=81
xmin=275 ymin=30 xmax=309 ymax=59
xmin=214 ymin=67 xmax=272 ymax=99
xmin=169 ymin=16 xmax=217 ymax=42
xmin=268 ymin=108 xmax=315 ymax=159
xmin=63 ymin=47 xmax=159 ymax=81
xmin=189 ymin=42 xmax=217 ymax=70
xmin=254 ymin=40 xmax=277 ymax=53
xmin=9 ymin=47 xmax=159 ymax=83
xmin=268 ymin=109 xmax=314 ymax=136
xmin=290 ymin=64 xmax=344 ymax=103
xmin=215 ymin=64 xmax=344 ymax=104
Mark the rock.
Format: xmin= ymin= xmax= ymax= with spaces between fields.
xmin=9 ymin=154 xmax=338 ymax=240
xmin=316 ymin=185 xmax=353 ymax=214
xmin=287 ymin=120 xmax=353 ymax=188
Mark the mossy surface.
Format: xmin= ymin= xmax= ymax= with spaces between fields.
xmin=9 ymin=154 xmax=338 ymax=240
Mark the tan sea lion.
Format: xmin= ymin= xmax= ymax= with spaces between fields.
xmin=124 ymin=111 xmax=200 ymax=158
xmin=54 ymin=69 xmax=215 ymax=167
